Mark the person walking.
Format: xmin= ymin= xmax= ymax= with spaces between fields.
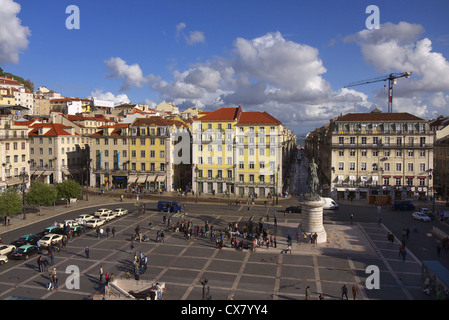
xmin=111 ymin=226 xmax=116 ymax=238
xmin=37 ymin=256 xmax=43 ymax=272
xmin=99 ymin=266 xmax=104 ymax=282
xmin=341 ymin=285 xmax=349 ymax=300
xmin=352 ymin=284 xmax=358 ymax=300
xmin=106 ymin=226 xmax=110 ymax=238
xmin=305 ymin=286 xmax=310 ymax=300
xmin=85 ymin=246 xmax=90 ymax=258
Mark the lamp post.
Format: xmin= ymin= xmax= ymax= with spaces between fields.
xmin=22 ymin=167 xmax=26 ymax=220
xmin=195 ymin=166 xmax=199 ymax=203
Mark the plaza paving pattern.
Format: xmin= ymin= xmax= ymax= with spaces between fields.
xmin=0 ymin=201 xmax=431 ymax=300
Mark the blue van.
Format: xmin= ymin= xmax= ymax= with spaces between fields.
xmin=157 ymin=201 xmax=183 ymax=213
xmin=392 ymin=200 xmax=415 ymax=211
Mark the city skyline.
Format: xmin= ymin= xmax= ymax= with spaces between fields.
xmin=1 ymin=0 xmax=449 ymax=134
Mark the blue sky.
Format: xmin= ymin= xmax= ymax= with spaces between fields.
xmin=1 ymin=0 xmax=449 ymax=134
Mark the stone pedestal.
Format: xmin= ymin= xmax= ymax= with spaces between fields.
xmin=299 ymin=195 xmax=327 ymax=243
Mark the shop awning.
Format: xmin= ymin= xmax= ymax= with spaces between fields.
xmin=61 ymin=168 xmax=71 ymax=176
xmin=136 ymin=175 xmax=147 ymax=184
xmin=147 ymin=175 xmax=156 ymax=183
xmin=33 ymin=170 xmax=45 ymax=176
xmin=128 ymin=175 xmax=138 ymax=184
xmin=41 ymin=171 xmax=52 ymax=177
xmin=156 ymin=175 xmax=165 ymax=182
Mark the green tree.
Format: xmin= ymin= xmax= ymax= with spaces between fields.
xmin=26 ymin=179 xmax=58 ymax=215
xmin=56 ymin=179 xmax=82 ymax=206
xmin=0 ymin=188 xmax=24 ymax=221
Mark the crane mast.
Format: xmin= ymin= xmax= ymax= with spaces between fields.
xmin=344 ymin=72 xmax=412 ymax=113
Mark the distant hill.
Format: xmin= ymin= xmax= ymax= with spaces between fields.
xmin=0 ymin=67 xmax=34 ymax=92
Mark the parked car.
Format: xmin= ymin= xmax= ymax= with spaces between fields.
xmin=76 ymin=214 xmax=95 ymax=224
xmin=0 ymin=255 xmax=8 ymax=265
xmin=39 ymin=233 xmax=65 ymax=247
xmin=11 ymin=245 xmax=40 ymax=260
xmin=322 ymin=197 xmax=339 ymax=210
xmin=42 ymin=226 xmax=65 ymax=235
xmin=11 ymin=234 xmax=40 ymax=246
xmin=58 ymin=220 xmax=79 ymax=228
xmin=0 ymin=245 xmax=16 ymax=256
xmin=285 ymin=206 xmax=301 ymax=213
xmin=86 ymin=219 xmax=105 ymax=228
xmin=412 ymin=212 xmax=431 ymax=222
xmin=69 ymin=225 xmax=84 ymax=236
xmin=99 ymin=212 xmax=117 ymax=221
xmin=114 ymin=208 xmax=128 ymax=216
xmin=94 ymin=208 xmax=112 ymax=217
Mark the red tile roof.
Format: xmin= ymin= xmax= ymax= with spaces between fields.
xmin=28 ymin=123 xmax=77 ymax=136
xmin=237 ymin=111 xmax=282 ymax=125
xmin=193 ymin=107 xmax=242 ymax=122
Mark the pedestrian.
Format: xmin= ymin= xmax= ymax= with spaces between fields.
xmin=85 ymin=246 xmax=90 ymax=258
xmin=49 ymin=250 xmax=54 ymax=266
xmin=352 ymin=284 xmax=358 ymax=300
xmin=106 ymin=226 xmax=110 ymax=238
xmin=130 ymin=241 xmax=135 ymax=253
xmin=96 ymin=227 xmax=100 ymax=239
xmin=305 ymin=286 xmax=310 ymax=300
xmin=52 ymin=274 xmax=58 ymax=290
xmin=37 ymin=256 xmax=43 ymax=272
xmin=99 ymin=265 xmax=104 ymax=282
xmin=350 ymin=213 xmax=354 ymax=224
xmin=112 ymin=226 xmax=116 ymax=238
xmin=296 ymin=232 xmax=300 ymax=243
xmin=341 ymin=285 xmax=348 ymax=300
xmin=99 ymin=228 xmax=104 ymax=238
xmin=105 ymin=272 xmax=109 ymax=285
xmin=274 ymin=236 xmax=277 ymax=248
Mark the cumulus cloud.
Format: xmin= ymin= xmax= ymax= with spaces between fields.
xmin=0 ymin=0 xmax=31 ymax=65
xmin=104 ymin=57 xmax=159 ymax=91
xmin=90 ymin=89 xmax=130 ymax=106
xmin=151 ymin=31 xmax=363 ymax=130
xmin=345 ymin=21 xmax=449 ymax=116
xmin=175 ymin=22 xmax=205 ymax=46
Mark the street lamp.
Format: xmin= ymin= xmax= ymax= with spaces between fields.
xmin=21 ymin=167 xmax=26 ymax=220
xmin=195 ymin=165 xmax=199 ymax=203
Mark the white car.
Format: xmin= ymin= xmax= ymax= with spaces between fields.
xmin=86 ymin=219 xmax=106 ymax=228
xmin=412 ymin=212 xmax=431 ymax=222
xmin=0 ymin=255 xmax=8 ymax=265
xmin=58 ymin=220 xmax=79 ymax=228
xmin=114 ymin=208 xmax=128 ymax=216
xmin=0 ymin=245 xmax=16 ymax=256
xmin=39 ymin=233 xmax=65 ymax=247
xmin=99 ymin=212 xmax=117 ymax=221
xmin=94 ymin=208 xmax=112 ymax=218
xmin=77 ymin=214 xmax=95 ymax=224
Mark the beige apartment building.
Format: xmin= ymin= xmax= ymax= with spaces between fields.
xmin=306 ymin=110 xmax=435 ymax=201
xmin=0 ymin=116 xmax=30 ymax=191
xmin=28 ymin=123 xmax=89 ymax=184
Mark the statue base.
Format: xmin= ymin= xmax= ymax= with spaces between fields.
xmin=299 ymin=195 xmax=327 ymax=244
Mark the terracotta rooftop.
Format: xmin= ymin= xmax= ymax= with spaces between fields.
xmin=28 ymin=123 xmax=77 ymax=136
xmin=193 ymin=107 xmax=242 ymax=122
xmin=237 ymin=111 xmax=282 ymax=125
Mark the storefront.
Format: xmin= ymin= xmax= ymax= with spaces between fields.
xmin=112 ymin=175 xmax=127 ymax=188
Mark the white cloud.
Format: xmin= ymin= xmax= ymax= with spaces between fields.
xmin=344 ymin=21 xmax=449 ymax=116
xmin=185 ymin=31 xmax=205 ymax=45
xmin=148 ymin=31 xmax=374 ymax=132
xmin=0 ymin=0 xmax=30 ymax=65
xmin=175 ymin=22 xmax=205 ymax=46
xmin=90 ymin=89 xmax=130 ymax=106
xmin=104 ymin=57 xmax=159 ymax=91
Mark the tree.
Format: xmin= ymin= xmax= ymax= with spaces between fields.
xmin=0 ymin=188 xmax=23 ymax=221
xmin=56 ymin=179 xmax=82 ymax=206
xmin=26 ymin=179 xmax=58 ymax=215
